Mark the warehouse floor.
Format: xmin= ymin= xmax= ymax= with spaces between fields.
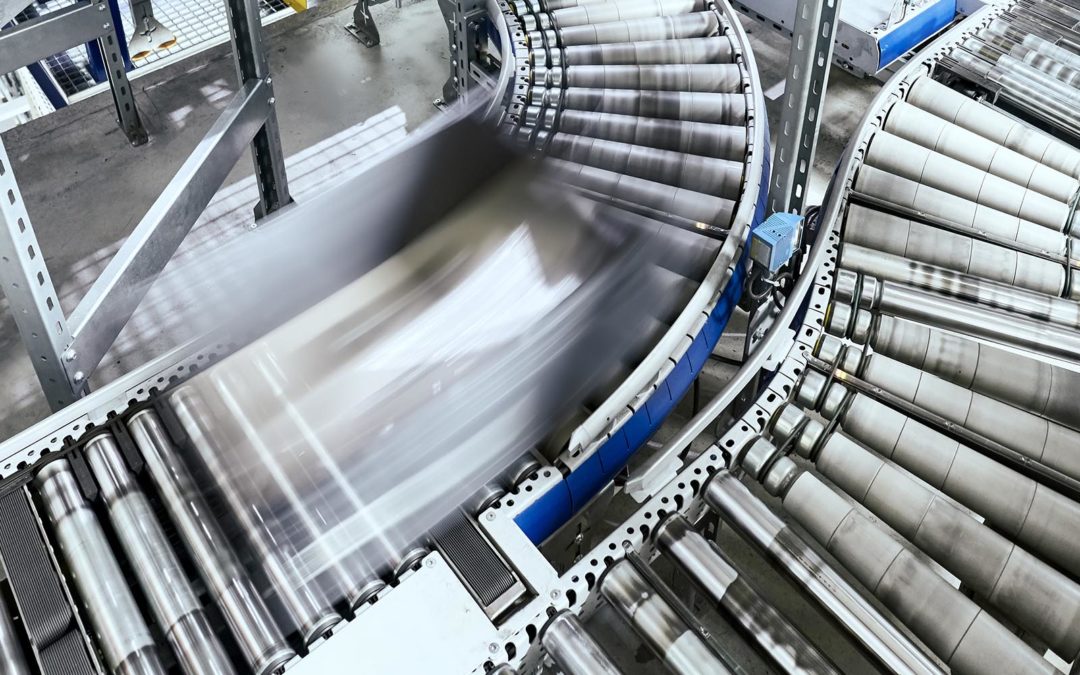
xmin=0 ymin=3 xmax=875 ymax=444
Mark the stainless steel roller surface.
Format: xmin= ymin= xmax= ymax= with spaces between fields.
xmin=555 ymin=111 xmax=746 ymax=159
xmin=169 ymin=386 xmax=342 ymax=646
xmin=844 ymin=348 xmax=1080 ymax=482
xmin=556 ymin=12 xmax=720 ymax=46
xmin=858 ymin=277 xmax=1080 ymax=362
xmin=802 ymin=379 xmax=1080 ymax=579
xmin=557 ymin=89 xmax=747 ymax=124
xmin=776 ymin=471 xmax=1058 ymax=675
xmin=84 ymin=434 xmax=236 ymax=675
xmin=127 ymin=410 xmax=295 ymax=675
xmin=563 ymin=37 xmax=734 ymax=66
xmin=540 ymin=611 xmax=622 ymax=675
xmin=557 ymin=64 xmax=744 ymax=92
xmin=842 ymin=204 xmax=1069 ymax=298
xmin=703 ymin=472 xmax=944 ymax=675
xmin=883 ymin=101 xmax=1080 ymax=203
xmin=550 ymin=0 xmax=704 ymax=29
xmin=34 ymin=460 xmax=166 ymax=675
xmin=864 ymin=131 xmax=1074 ymax=233
xmin=600 ymin=559 xmax=731 ymax=675
xmin=839 ymin=245 xmax=1080 ymax=328
xmin=803 ymin=426 xmax=1080 ymax=661
xmin=546 ymin=159 xmax=736 ymax=226
xmin=868 ymin=313 xmax=1080 ymax=431
xmin=852 ymin=165 xmax=1068 ymax=254
xmin=547 ymin=134 xmax=744 ymax=196
xmin=656 ymin=514 xmax=840 ymax=675
xmin=905 ymin=76 xmax=1080 ymax=177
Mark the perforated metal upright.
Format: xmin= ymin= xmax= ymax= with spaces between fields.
xmin=225 ymin=0 xmax=291 ymax=218
xmin=0 ymin=0 xmax=147 ymax=145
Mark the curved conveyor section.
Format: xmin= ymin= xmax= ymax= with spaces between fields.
xmin=491 ymin=0 xmax=768 ymax=542
xmin=697 ymin=4 xmax=1080 ymax=674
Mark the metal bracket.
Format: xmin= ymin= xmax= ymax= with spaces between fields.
xmin=346 ymin=0 xmax=382 ymax=47
xmin=439 ymin=0 xmax=486 ymax=105
xmin=769 ymin=0 xmax=842 ymax=216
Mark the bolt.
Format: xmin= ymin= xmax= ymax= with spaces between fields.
xmin=103 ymin=23 xmax=110 ymax=29
xmin=549 ymin=590 xmax=560 ymax=600
xmin=73 ymin=371 xmax=85 ymax=383
xmin=424 ymin=558 xmax=435 ymax=568
xmin=97 ymin=3 xmax=106 ymax=9
xmin=63 ymin=349 xmax=76 ymax=362
xmin=488 ymin=643 xmax=499 ymax=654
xmin=485 ymin=512 xmax=496 ymax=521
xmin=266 ymin=76 xmax=273 ymax=85
xmin=268 ymin=97 xmax=276 ymax=105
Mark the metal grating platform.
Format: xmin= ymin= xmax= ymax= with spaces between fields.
xmin=15 ymin=0 xmax=291 ymax=99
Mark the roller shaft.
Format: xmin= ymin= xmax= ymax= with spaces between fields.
xmin=703 ymin=472 xmax=943 ymax=675
xmin=127 ymin=410 xmax=294 ymax=675
xmin=84 ymin=434 xmax=236 ymax=675
xmin=35 ymin=460 xmax=165 ymax=675
xmin=169 ymin=386 xmax=341 ymax=646
xmin=778 ymin=471 xmax=1057 ymax=675
xmin=540 ymin=611 xmax=621 ymax=675
xmin=600 ymin=559 xmax=730 ymax=675
xmin=656 ymin=514 xmax=840 ymax=675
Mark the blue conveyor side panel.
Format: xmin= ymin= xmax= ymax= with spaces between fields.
xmin=878 ymin=0 xmax=955 ymax=70
xmin=515 ymin=138 xmax=772 ymax=543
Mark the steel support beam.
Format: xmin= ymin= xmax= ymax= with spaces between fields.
xmin=0 ymin=139 xmax=80 ymax=410
xmin=768 ymin=0 xmax=841 ymax=216
xmin=65 ymin=79 xmax=273 ymax=387
xmin=0 ymin=0 xmax=147 ymax=145
xmin=224 ymin=0 xmax=292 ymax=218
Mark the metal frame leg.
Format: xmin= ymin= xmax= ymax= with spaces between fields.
xmin=768 ymin=0 xmax=841 ymax=216
xmin=224 ymin=0 xmax=291 ymax=218
xmin=96 ymin=0 xmax=149 ymax=146
xmin=0 ymin=139 xmax=81 ymax=410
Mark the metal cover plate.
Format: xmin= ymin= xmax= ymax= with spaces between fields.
xmin=294 ymin=553 xmax=499 ymax=675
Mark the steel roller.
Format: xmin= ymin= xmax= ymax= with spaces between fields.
xmin=771 ymin=406 xmax=1080 ymax=661
xmin=0 ymin=591 xmax=29 ymax=675
xmin=546 ymin=158 xmax=737 ymax=226
xmin=882 ymin=101 xmax=1079 ymax=203
xmin=84 ymin=433 xmax=237 ymax=675
xmin=838 ymin=245 xmax=1080 ymax=329
xmin=851 ymin=275 xmax=1080 ymax=362
xmin=795 ymin=371 xmax=1080 ymax=579
xmin=770 ymin=466 xmax=1059 ymax=675
xmin=818 ymin=341 xmax=1080 ymax=483
xmin=206 ymin=368 xmax=393 ymax=609
xmin=127 ymin=410 xmax=295 ymax=675
xmin=551 ymin=64 xmax=744 ymax=93
xmin=562 ymin=37 xmax=734 ymax=66
xmin=599 ymin=559 xmax=731 ymax=675
xmin=555 ymin=111 xmax=747 ymax=158
xmin=655 ymin=514 xmax=840 ymax=675
xmin=540 ymin=611 xmax=622 ymax=675
xmin=556 ymin=89 xmax=747 ymax=124
xmin=169 ymin=386 xmax=342 ymax=646
xmin=703 ymin=472 xmax=944 ymax=675
xmin=864 ymin=131 xmax=1074 ymax=233
xmin=852 ymin=166 xmax=1068 ymax=254
xmin=842 ymin=204 xmax=1071 ymax=298
xmin=865 ymin=312 xmax=1080 ymax=431
xmin=556 ymin=12 xmax=720 ymax=47
xmin=547 ymin=134 xmax=744 ymax=196
xmin=549 ymin=0 xmax=704 ymax=29
xmin=35 ymin=460 xmax=166 ymax=675
xmin=904 ymin=77 xmax=1080 ymax=177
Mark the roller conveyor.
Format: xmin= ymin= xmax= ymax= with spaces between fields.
xmin=18 ymin=0 xmax=1080 ymax=673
